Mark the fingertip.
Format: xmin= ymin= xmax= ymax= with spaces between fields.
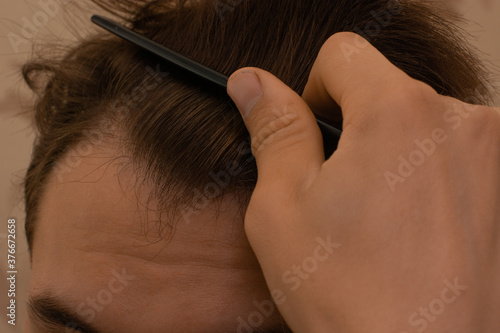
xmin=228 ymin=67 xmax=260 ymax=81
xmin=227 ymin=69 xmax=263 ymax=118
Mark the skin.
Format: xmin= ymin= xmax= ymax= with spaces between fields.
xmin=26 ymin=141 xmax=288 ymax=333
xmin=227 ymin=32 xmax=500 ymax=333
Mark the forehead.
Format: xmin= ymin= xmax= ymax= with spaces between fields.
xmin=29 ymin=143 xmax=281 ymax=332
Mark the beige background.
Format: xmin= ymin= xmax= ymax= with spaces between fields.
xmin=0 ymin=1 xmax=499 ymax=332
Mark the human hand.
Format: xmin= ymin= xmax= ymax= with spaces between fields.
xmin=227 ymin=32 xmax=500 ymax=333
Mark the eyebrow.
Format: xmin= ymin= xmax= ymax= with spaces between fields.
xmin=28 ymin=293 xmax=292 ymax=333
xmin=28 ymin=293 xmax=102 ymax=333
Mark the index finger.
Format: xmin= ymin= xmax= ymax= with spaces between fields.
xmin=302 ymin=32 xmax=421 ymax=127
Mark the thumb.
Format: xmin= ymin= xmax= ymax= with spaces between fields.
xmin=227 ymin=68 xmax=324 ymax=193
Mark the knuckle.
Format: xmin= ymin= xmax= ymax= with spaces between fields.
xmin=381 ymin=79 xmax=439 ymax=113
xmin=457 ymin=105 xmax=500 ymax=143
xmin=378 ymin=80 xmax=441 ymax=126
xmin=349 ymin=79 xmax=440 ymax=134
xmin=249 ymin=102 xmax=304 ymax=155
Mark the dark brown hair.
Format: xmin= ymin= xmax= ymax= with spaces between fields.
xmin=23 ymin=0 xmax=494 ymax=253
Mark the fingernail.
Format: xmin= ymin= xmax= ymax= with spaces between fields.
xmin=227 ymin=70 xmax=263 ymax=118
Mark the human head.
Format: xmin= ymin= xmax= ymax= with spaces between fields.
xmin=23 ymin=0 xmax=493 ymax=332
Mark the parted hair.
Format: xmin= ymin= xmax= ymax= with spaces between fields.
xmin=23 ymin=0 xmax=493 ymax=253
